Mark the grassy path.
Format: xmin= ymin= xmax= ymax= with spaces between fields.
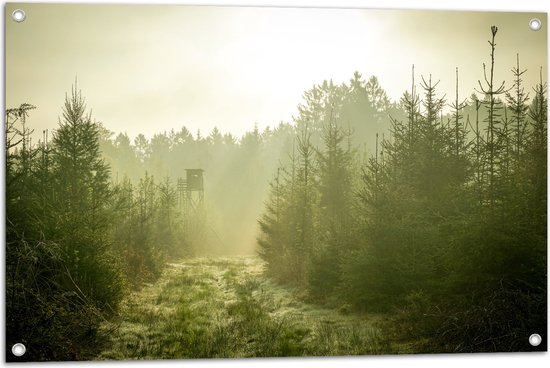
xmin=97 ymin=256 xmax=392 ymax=359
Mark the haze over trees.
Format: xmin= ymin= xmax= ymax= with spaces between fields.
xmin=5 ymin=26 xmax=547 ymax=360
xmin=258 ymin=26 xmax=547 ymax=352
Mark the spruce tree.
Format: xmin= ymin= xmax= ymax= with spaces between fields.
xmin=51 ymin=84 xmax=122 ymax=310
xmin=309 ymin=114 xmax=354 ymax=297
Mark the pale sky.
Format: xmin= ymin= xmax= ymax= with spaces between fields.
xmin=6 ymin=4 xmax=547 ymax=140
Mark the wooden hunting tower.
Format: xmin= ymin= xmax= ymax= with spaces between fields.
xmin=177 ymin=169 xmax=204 ymax=211
xmin=177 ymin=169 xmax=205 ymax=246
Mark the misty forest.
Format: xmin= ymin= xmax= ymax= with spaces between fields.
xmin=5 ymin=26 xmax=547 ymax=360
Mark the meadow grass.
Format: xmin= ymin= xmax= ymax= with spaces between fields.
xmin=96 ymin=256 xmax=393 ymax=360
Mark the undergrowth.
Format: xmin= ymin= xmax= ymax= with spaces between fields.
xmin=97 ymin=256 xmax=391 ymax=359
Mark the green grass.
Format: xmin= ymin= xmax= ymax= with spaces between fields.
xmin=96 ymin=256 xmax=393 ymax=360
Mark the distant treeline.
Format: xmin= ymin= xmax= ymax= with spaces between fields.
xmin=258 ymin=26 xmax=547 ymax=352
xmin=97 ymin=121 xmax=290 ymax=255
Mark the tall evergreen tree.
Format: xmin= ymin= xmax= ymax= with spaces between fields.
xmin=309 ymin=115 xmax=354 ymax=297
xmin=476 ymin=26 xmax=507 ymax=208
xmin=51 ymin=84 xmax=122 ymax=310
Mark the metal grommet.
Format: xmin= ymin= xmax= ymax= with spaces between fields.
xmin=12 ymin=343 xmax=26 ymax=356
xmin=529 ymin=18 xmax=542 ymax=31
xmin=529 ymin=333 xmax=542 ymax=347
xmin=12 ymin=9 xmax=26 ymax=23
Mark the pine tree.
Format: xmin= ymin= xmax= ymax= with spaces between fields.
xmin=290 ymin=123 xmax=318 ymax=286
xmin=309 ymin=113 xmax=354 ymax=297
xmin=476 ymin=26 xmax=507 ymax=208
xmin=505 ymin=54 xmax=530 ymax=170
xmin=51 ymin=84 xmax=122 ymax=310
xmin=258 ymin=167 xmax=287 ymax=279
xmin=526 ymin=69 xmax=547 ymax=225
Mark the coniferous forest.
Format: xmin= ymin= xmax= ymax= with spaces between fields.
xmin=5 ymin=24 xmax=547 ymax=361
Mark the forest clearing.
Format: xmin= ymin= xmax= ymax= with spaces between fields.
xmin=97 ymin=256 xmax=392 ymax=359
